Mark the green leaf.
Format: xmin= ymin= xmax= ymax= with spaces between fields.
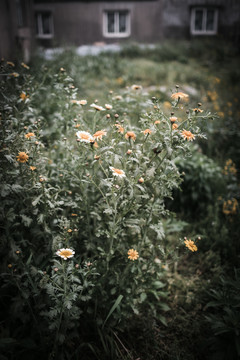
xmin=153 ymin=281 xmax=166 ymax=289
xmin=32 ymin=194 xmax=43 ymax=206
xmin=1 ymin=184 xmax=11 ymax=197
xmin=140 ymin=292 xmax=147 ymax=302
xmin=102 ymin=294 xmax=123 ymax=328
xmin=20 ymin=214 xmax=32 ymax=227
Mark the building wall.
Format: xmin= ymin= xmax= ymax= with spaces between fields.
xmin=161 ymin=0 xmax=240 ymax=41
xmin=0 ymin=0 xmax=34 ymax=62
xmin=0 ymin=0 xmax=17 ymax=60
xmin=34 ymin=1 xmax=163 ymax=47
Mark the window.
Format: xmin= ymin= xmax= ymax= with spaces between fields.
xmin=103 ymin=11 xmax=130 ymax=37
xmin=35 ymin=11 xmax=53 ymax=38
xmin=191 ymin=8 xmax=218 ymax=35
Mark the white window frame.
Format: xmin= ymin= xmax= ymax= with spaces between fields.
xmin=35 ymin=11 xmax=54 ymax=39
xmin=103 ymin=10 xmax=130 ymax=38
xmin=191 ymin=7 xmax=218 ymax=35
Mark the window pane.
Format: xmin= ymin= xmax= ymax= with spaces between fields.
xmin=119 ymin=12 xmax=127 ymax=33
xmin=42 ymin=13 xmax=51 ymax=34
xmin=194 ymin=10 xmax=203 ymax=31
xmin=107 ymin=12 xmax=115 ymax=33
xmin=206 ymin=10 xmax=214 ymax=31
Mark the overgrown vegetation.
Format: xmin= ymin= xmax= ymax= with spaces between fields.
xmin=0 ymin=39 xmax=239 ymax=359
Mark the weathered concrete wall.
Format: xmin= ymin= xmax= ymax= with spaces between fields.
xmin=162 ymin=0 xmax=240 ymax=41
xmin=0 ymin=0 xmax=34 ymax=61
xmin=0 ymin=0 xmax=17 ymax=60
xmin=34 ymin=1 xmax=163 ymax=47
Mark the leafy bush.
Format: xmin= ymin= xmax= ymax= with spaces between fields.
xmin=0 ymin=57 xmax=211 ymax=359
xmin=168 ymin=145 xmax=224 ymax=219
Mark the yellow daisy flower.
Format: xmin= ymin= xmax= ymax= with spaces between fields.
xmin=25 ymin=132 xmax=35 ymax=139
xmin=181 ymin=129 xmax=195 ymax=141
xmin=171 ymin=92 xmax=189 ymax=101
xmin=16 ymin=152 xmax=29 ymax=163
xmin=115 ymin=124 xmax=124 ymax=134
xmin=93 ymin=130 xmax=107 ymax=141
xmin=20 ymin=92 xmax=29 ymax=101
xmin=142 ymin=129 xmax=152 ymax=135
xmin=125 ymin=131 xmax=136 ymax=141
xmin=128 ymin=249 xmax=139 ymax=260
xmin=184 ymin=239 xmax=197 ymax=252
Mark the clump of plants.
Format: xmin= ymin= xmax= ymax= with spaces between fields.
xmin=0 ymin=59 xmax=214 ymax=360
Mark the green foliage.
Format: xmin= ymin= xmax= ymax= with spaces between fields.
xmin=0 ymin=41 xmax=239 ymax=360
xmin=168 ymin=145 xmax=224 ymax=219
xmin=204 ymin=269 xmax=240 ymax=360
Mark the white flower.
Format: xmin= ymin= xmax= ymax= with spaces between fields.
xmin=131 ymin=84 xmax=142 ymax=91
xmin=90 ymin=103 xmax=105 ymax=111
xmin=110 ymin=166 xmax=126 ymax=178
xmin=56 ymin=248 xmax=75 ymax=260
xmin=76 ymin=131 xmax=94 ymax=143
xmin=105 ymin=104 xmax=112 ymax=110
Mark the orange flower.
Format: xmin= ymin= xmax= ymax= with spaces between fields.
xmin=30 ymin=166 xmax=36 ymax=171
xmin=115 ymin=124 xmax=124 ymax=134
xmin=71 ymin=99 xmax=87 ymax=105
xmin=184 ymin=239 xmax=197 ymax=252
xmin=71 ymin=213 xmax=78 ymax=216
xmin=154 ymin=120 xmax=160 ymax=125
xmin=11 ymin=72 xmax=19 ymax=77
xmin=181 ymin=129 xmax=195 ymax=141
xmin=142 ymin=129 xmax=152 ymax=135
xmin=172 ymin=123 xmax=178 ymax=130
xmin=16 ymin=152 xmax=29 ymax=163
xmin=171 ymin=92 xmax=189 ymax=101
xmin=193 ymin=108 xmax=203 ymax=113
xmin=20 ymin=92 xmax=29 ymax=101
xmin=93 ymin=130 xmax=107 ymax=141
xmin=125 ymin=131 xmax=136 ymax=141
xmin=128 ymin=249 xmax=139 ymax=260
xmin=170 ymin=116 xmax=177 ymax=123
xmin=7 ymin=61 xmax=15 ymax=67
xmin=21 ymin=62 xmax=30 ymax=69
xmin=25 ymin=132 xmax=35 ymax=139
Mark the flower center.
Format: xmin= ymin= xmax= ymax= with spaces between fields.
xmin=60 ymin=250 xmax=72 ymax=257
